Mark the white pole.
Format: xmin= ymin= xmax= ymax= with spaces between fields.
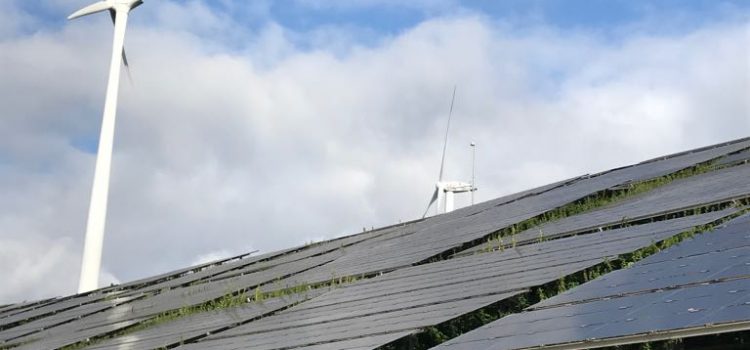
xmin=470 ymin=142 xmax=476 ymax=205
xmin=436 ymin=184 xmax=445 ymax=215
xmin=445 ymin=190 xmax=455 ymax=213
xmin=78 ymin=8 xmax=129 ymax=293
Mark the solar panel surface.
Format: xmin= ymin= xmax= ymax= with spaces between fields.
xmin=432 ymin=214 xmax=750 ymax=350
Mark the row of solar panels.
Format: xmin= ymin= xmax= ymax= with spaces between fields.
xmin=1 ymin=138 xmax=749 ymax=349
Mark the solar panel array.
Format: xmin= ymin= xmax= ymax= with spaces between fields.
xmin=1 ymin=137 xmax=749 ymax=350
xmin=173 ymin=211 xmax=735 ymax=350
xmin=433 ymin=213 xmax=750 ymax=350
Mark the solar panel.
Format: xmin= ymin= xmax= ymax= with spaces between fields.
xmin=0 ymin=298 xmax=57 ymax=319
xmin=509 ymin=163 xmax=750 ymax=245
xmin=717 ymin=149 xmax=750 ymax=166
xmin=0 ymin=292 xmax=131 ymax=332
xmin=13 ymin=318 xmax=149 ymax=350
xmin=178 ymin=294 xmax=517 ymax=350
xmin=432 ymin=214 xmax=750 ymax=350
xmin=0 ymin=295 xmax=140 ymax=343
xmin=431 ymin=279 xmax=750 ymax=350
xmin=290 ymin=331 xmax=414 ymax=350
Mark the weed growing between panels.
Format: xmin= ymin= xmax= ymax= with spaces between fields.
xmin=377 ymin=209 xmax=749 ymax=350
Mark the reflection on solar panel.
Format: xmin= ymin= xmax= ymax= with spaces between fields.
xmin=1 ymin=137 xmax=749 ymax=350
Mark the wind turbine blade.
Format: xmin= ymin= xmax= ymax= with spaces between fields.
xmin=122 ymin=49 xmax=129 ymax=68
xmin=422 ymin=188 xmax=439 ymax=218
xmin=122 ymin=49 xmax=133 ymax=84
xmin=109 ymin=10 xmax=133 ymax=82
xmin=132 ymin=0 xmax=144 ymax=10
xmin=438 ymin=86 xmax=456 ymax=182
xmin=68 ymin=1 xmax=111 ymax=20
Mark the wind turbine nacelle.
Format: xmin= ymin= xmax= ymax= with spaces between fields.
xmin=68 ymin=0 xmax=143 ymax=20
xmin=115 ymin=0 xmax=144 ymax=8
xmin=443 ymin=181 xmax=473 ymax=193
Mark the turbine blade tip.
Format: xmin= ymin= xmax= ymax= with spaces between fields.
xmin=67 ymin=1 xmax=111 ymax=21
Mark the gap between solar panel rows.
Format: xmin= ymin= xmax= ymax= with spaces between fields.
xmin=430 ymin=213 xmax=750 ymax=350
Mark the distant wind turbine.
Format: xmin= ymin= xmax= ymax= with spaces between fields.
xmin=422 ymin=87 xmax=476 ymax=218
xmin=69 ymin=0 xmax=144 ymax=293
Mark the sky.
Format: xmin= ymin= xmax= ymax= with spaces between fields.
xmin=0 ymin=0 xmax=748 ymax=303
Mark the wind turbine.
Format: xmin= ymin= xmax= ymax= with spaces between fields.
xmin=422 ymin=87 xmax=477 ymax=218
xmin=69 ymin=0 xmax=144 ymax=293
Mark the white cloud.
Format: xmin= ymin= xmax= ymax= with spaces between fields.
xmin=293 ymin=0 xmax=458 ymax=13
xmin=191 ymin=250 xmax=234 ymax=266
xmin=0 ymin=2 xmax=747 ymax=303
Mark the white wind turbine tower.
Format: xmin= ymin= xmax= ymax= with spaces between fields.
xmin=69 ymin=0 xmax=144 ymax=293
xmin=422 ymin=87 xmax=477 ymax=218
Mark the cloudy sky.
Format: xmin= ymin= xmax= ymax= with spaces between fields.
xmin=0 ymin=0 xmax=748 ymax=303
